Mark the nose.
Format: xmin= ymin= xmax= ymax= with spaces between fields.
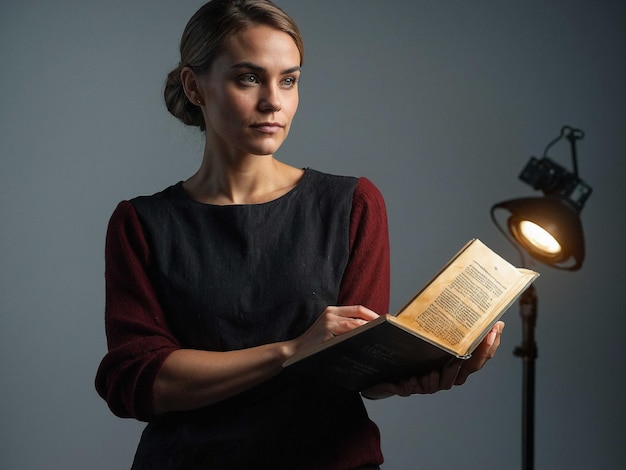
xmin=258 ymin=84 xmax=282 ymax=113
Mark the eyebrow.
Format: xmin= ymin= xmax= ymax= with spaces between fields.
xmin=230 ymin=62 xmax=301 ymax=74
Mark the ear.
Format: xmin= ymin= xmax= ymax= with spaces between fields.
xmin=180 ymin=66 xmax=204 ymax=106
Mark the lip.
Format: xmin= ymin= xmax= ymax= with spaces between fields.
xmin=250 ymin=122 xmax=284 ymax=134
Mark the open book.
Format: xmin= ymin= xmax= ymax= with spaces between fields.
xmin=283 ymin=239 xmax=538 ymax=391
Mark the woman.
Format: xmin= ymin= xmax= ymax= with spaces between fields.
xmin=95 ymin=1 xmax=504 ymax=468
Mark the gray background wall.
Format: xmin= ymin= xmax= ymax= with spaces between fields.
xmin=1 ymin=1 xmax=624 ymax=468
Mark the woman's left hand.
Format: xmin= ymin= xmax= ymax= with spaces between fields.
xmin=361 ymin=321 xmax=505 ymax=399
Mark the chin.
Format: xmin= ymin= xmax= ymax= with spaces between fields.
xmin=247 ymin=140 xmax=285 ymax=157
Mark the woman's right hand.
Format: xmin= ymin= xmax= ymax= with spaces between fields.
xmin=289 ymin=305 xmax=380 ymax=357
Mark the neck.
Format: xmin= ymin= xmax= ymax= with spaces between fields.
xmin=183 ymin=147 xmax=303 ymax=205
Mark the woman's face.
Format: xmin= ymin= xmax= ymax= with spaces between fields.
xmin=198 ymin=24 xmax=301 ymax=157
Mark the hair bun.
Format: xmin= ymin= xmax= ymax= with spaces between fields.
xmin=164 ymin=65 xmax=205 ymax=130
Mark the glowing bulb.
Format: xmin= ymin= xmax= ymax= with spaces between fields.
xmin=518 ymin=221 xmax=561 ymax=255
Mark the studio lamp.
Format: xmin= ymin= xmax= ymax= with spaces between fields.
xmin=490 ymin=125 xmax=592 ymax=470
xmin=491 ymin=126 xmax=592 ymax=271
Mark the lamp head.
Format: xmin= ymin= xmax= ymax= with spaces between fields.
xmin=491 ymin=126 xmax=592 ymax=271
xmin=492 ymin=196 xmax=585 ymax=270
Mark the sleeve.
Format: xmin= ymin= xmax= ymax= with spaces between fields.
xmin=95 ymin=201 xmax=181 ymax=421
xmin=337 ymin=177 xmax=390 ymax=316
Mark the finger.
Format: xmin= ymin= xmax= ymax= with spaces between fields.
xmin=440 ymin=359 xmax=463 ymax=390
xmin=476 ymin=322 xmax=503 ymax=357
xmin=488 ymin=321 xmax=504 ymax=354
xmin=455 ymin=323 xmax=505 ymax=385
xmin=327 ymin=306 xmax=380 ymax=336
xmin=455 ymin=348 xmax=491 ymax=385
xmin=334 ymin=305 xmax=380 ymax=321
xmin=474 ymin=323 xmax=503 ymax=362
xmin=392 ymin=380 xmax=411 ymax=397
xmin=331 ymin=318 xmax=368 ymax=336
xmin=404 ymin=376 xmax=423 ymax=396
xmin=416 ymin=370 xmax=439 ymax=394
xmin=368 ymin=380 xmax=409 ymax=397
xmin=428 ymin=370 xmax=440 ymax=393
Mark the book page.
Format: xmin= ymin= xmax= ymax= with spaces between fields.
xmin=394 ymin=239 xmax=530 ymax=356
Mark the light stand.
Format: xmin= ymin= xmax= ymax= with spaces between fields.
xmin=490 ymin=126 xmax=592 ymax=470
xmin=514 ymin=284 xmax=537 ymax=470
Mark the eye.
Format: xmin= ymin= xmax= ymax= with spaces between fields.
xmin=280 ymin=76 xmax=299 ymax=89
xmin=238 ymin=73 xmax=260 ymax=86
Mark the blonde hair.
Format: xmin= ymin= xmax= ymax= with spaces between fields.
xmin=164 ymin=0 xmax=304 ymax=131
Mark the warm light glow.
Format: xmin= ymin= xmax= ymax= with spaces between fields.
xmin=518 ymin=221 xmax=562 ymax=255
